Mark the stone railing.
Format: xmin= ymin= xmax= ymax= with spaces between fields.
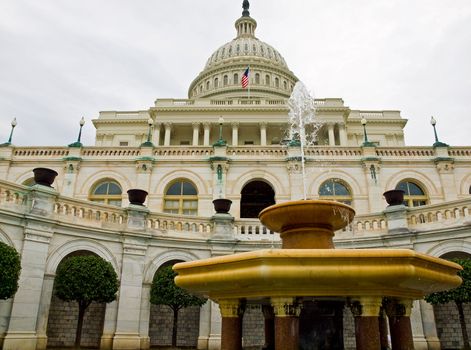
xmin=12 ymin=147 xmax=70 ymax=159
xmin=233 ymin=218 xmax=280 ymax=242
xmin=153 ymin=147 xmax=214 ymax=157
xmin=227 ymin=146 xmax=287 ymax=158
xmin=375 ymin=147 xmax=435 ymax=158
xmin=80 ymin=148 xmax=141 ymax=158
xmin=304 ymin=147 xmax=362 ymax=158
xmin=147 ymin=212 xmax=213 ymax=236
xmin=154 ymin=98 xmax=347 ymax=108
xmin=407 ymin=198 xmax=471 ymax=229
xmin=448 ymin=147 xmax=471 ymax=158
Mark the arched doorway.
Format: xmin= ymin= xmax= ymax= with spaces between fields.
xmin=149 ymin=260 xmax=201 ymax=348
xmin=46 ymin=250 xmax=106 ymax=348
xmin=240 ymin=180 xmax=275 ymax=218
xmin=432 ymin=252 xmax=471 ymax=349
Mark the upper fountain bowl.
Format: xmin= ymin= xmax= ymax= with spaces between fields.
xmin=259 ymin=200 xmax=355 ymax=249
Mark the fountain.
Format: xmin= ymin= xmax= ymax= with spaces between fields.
xmin=173 ymin=83 xmax=462 ymax=350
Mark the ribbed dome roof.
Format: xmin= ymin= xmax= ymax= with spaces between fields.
xmin=188 ymin=1 xmax=298 ymax=100
xmin=204 ymin=37 xmax=289 ymax=70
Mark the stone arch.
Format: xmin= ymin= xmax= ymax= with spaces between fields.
xmin=459 ymin=173 xmax=471 ymax=196
xmin=240 ymin=180 xmax=276 ymax=218
xmin=15 ymin=169 xmax=61 ymax=191
xmin=79 ymin=170 xmax=131 ymax=197
xmin=309 ymin=170 xmax=362 ymax=197
xmin=231 ymin=170 xmax=286 ymax=197
xmin=144 ymin=250 xmax=201 ymax=284
xmin=44 ymin=240 xmax=117 ymax=348
xmin=146 ymin=250 xmax=203 ymax=348
xmin=45 ymin=239 xmax=119 ymax=275
xmin=425 ymin=240 xmax=471 ymax=258
xmin=154 ymin=170 xmax=208 ymax=197
xmin=385 ymin=171 xmax=439 ymax=197
xmin=0 ymin=227 xmax=16 ymax=248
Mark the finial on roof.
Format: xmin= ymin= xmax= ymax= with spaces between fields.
xmin=242 ymin=0 xmax=250 ymax=17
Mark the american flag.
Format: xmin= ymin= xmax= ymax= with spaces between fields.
xmin=241 ymin=67 xmax=249 ymax=88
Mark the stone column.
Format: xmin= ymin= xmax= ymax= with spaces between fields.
xmin=153 ymin=122 xmax=161 ymax=146
xmin=208 ymin=301 xmax=222 ymax=350
xmin=138 ymin=283 xmax=151 ymax=350
xmin=203 ymin=122 xmax=211 ymax=146
xmin=192 ymin=122 xmax=200 ymax=146
xmin=219 ymin=299 xmax=244 ymax=350
xmin=260 ymin=122 xmax=267 ymax=146
xmin=362 ymin=160 xmax=383 ymax=213
xmin=383 ymin=204 xmax=409 ymax=234
xmin=435 ymin=158 xmax=457 ymax=201
xmin=418 ymin=300 xmax=440 ymax=350
xmin=262 ymin=305 xmax=275 ymax=350
xmin=339 ymin=123 xmax=348 ymax=145
xmin=231 ymin=122 xmax=239 ymax=146
xmin=101 ymin=301 xmax=118 ymax=350
xmin=164 ymin=122 xmax=172 ymax=146
xmin=385 ymin=299 xmax=414 ymax=350
xmin=3 ymin=185 xmax=56 ymax=350
xmin=327 ymin=123 xmax=336 ymax=146
xmin=113 ymin=206 xmax=149 ymax=349
xmin=61 ymin=155 xmax=81 ymax=197
xmin=35 ymin=274 xmax=55 ymax=350
xmin=350 ymin=297 xmax=382 ymax=350
xmin=197 ymin=301 xmax=211 ymax=349
xmin=271 ymin=297 xmax=300 ymax=350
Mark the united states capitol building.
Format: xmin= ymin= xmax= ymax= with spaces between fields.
xmin=1 ymin=2 xmax=471 ymax=350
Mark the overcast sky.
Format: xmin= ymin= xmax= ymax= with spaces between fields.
xmin=1 ymin=0 xmax=470 ymax=147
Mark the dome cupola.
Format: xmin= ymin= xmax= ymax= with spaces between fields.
xmin=188 ymin=1 xmax=298 ymax=100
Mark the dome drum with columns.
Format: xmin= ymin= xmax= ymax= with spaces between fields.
xmin=188 ymin=2 xmax=298 ymax=99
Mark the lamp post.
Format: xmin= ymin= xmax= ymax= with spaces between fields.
xmin=141 ymin=118 xmax=154 ymax=147
xmin=430 ymin=116 xmax=448 ymax=147
xmin=1 ymin=118 xmax=17 ymax=147
xmin=68 ymin=117 xmax=85 ymax=147
xmin=361 ymin=117 xmax=375 ymax=147
xmin=213 ymin=116 xmax=227 ymax=147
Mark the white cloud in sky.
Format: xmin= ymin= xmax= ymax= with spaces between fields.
xmin=0 ymin=0 xmax=470 ymax=146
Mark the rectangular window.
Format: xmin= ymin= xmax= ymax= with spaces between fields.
xmin=119 ymin=141 xmax=129 ymax=146
xmin=180 ymin=140 xmax=190 ymax=145
xmin=244 ymin=141 xmax=254 ymax=145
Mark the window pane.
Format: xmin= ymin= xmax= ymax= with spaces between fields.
xmin=108 ymin=200 xmax=122 ymax=207
xmin=164 ymin=209 xmax=179 ymax=214
xmin=167 ymin=182 xmax=181 ymax=195
xmin=319 ymin=181 xmax=334 ymax=196
xmin=408 ymin=182 xmax=424 ymax=196
xmin=183 ymin=200 xmax=198 ymax=209
xmin=183 ymin=209 xmax=197 ymax=215
xmin=396 ymin=182 xmax=408 ymax=193
xmin=108 ymin=183 xmax=122 ymax=195
xmin=182 ymin=182 xmax=197 ymax=195
xmin=165 ymin=200 xmax=180 ymax=209
xmin=333 ymin=182 xmax=349 ymax=196
xmin=94 ymin=183 xmax=108 ymax=195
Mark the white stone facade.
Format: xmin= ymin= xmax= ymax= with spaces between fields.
xmin=1 ymin=2 xmax=471 ymax=350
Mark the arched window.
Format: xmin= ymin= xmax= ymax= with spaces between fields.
xmin=318 ymin=179 xmax=352 ymax=205
xmin=275 ymin=77 xmax=279 ymax=88
xmin=240 ymin=181 xmax=275 ymax=218
xmin=233 ymin=73 xmax=239 ymax=85
xmin=163 ymin=180 xmax=198 ymax=215
xmin=395 ymin=180 xmax=428 ymax=207
xmin=283 ymin=81 xmax=287 ymax=90
xmin=214 ymin=77 xmax=219 ymax=88
xmin=265 ymin=75 xmax=270 ymax=86
xmin=223 ymin=75 xmax=228 ymax=86
xmin=89 ymin=180 xmax=122 ymax=206
xmin=206 ymin=81 xmax=210 ymax=90
xmin=22 ymin=178 xmax=36 ymax=186
xmin=255 ymin=73 xmax=260 ymax=84
xmin=469 ymin=185 xmax=471 ymax=194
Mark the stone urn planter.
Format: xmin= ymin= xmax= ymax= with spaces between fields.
xmin=127 ymin=189 xmax=148 ymax=206
xmin=383 ymin=189 xmax=405 ymax=206
xmin=33 ymin=168 xmax=58 ymax=187
xmin=213 ymin=199 xmax=232 ymax=214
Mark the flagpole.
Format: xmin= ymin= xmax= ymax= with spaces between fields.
xmin=248 ymin=65 xmax=250 ymax=100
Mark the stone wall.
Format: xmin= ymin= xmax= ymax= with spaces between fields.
xmin=46 ymin=295 xmax=105 ymax=347
xmin=149 ymin=304 xmax=200 ymax=347
xmin=242 ymin=305 xmax=265 ymax=348
xmin=434 ymin=302 xmax=471 ymax=349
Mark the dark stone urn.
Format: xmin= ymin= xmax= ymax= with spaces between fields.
xmin=127 ymin=189 xmax=148 ymax=206
xmin=33 ymin=168 xmax=58 ymax=187
xmin=383 ymin=189 xmax=405 ymax=206
xmin=213 ymin=198 xmax=232 ymax=214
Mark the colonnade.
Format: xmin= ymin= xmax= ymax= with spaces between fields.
xmin=218 ymin=297 xmax=415 ymax=350
xmin=151 ymin=121 xmax=349 ymax=146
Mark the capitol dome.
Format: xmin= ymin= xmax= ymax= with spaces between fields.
xmin=188 ymin=1 xmax=298 ymax=100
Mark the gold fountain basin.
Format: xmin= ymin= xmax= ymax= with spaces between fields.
xmin=259 ymin=200 xmax=355 ymax=249
xmin=174 ymin=249 xmax=462 ymax=300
